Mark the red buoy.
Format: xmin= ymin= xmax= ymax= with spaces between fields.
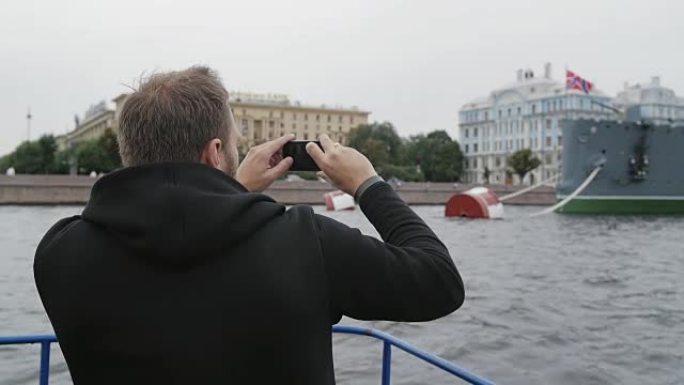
xmin=445 ymin=187 xmax=504 ymax=219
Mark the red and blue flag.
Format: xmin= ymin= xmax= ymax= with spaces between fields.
xmin=566 ymin=70 xmax=593 ymax=93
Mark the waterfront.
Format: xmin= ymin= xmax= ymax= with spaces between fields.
xmin=1 ymin=205 xmax=683 ymax=384
xmin=0 ymin=175 xmax=555 ymax=206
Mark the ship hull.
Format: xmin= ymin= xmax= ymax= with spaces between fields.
xmin=557 ymin=196 xmax=684 ymax=214
xmin=558 ymin=119 xmax=684 ymax=215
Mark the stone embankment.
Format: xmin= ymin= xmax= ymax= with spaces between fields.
xmin=0 ymin=175 xmax=555 ymax=206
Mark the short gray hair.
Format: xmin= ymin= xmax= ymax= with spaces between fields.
xmin=118 ymin=66 xmax=230 ymax=166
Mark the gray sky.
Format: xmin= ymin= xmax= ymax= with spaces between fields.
xmin=1 ymin=0 xmax=682 ymax=155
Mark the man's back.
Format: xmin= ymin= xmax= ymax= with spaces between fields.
xmin=35 ymin=66 xmax=464 ymax=385
xmin=35 ymin=163 xmax=464 ymax=384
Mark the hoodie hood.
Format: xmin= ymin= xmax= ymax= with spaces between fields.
xmin=82 ymin=162 xmax=284 ymax=266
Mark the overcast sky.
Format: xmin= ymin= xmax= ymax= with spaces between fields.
xmin=1 ymin=0 xmax=682 ymax=155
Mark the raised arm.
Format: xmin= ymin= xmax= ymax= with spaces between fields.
xmin=306 ymin=135 xmax=464 ymax=323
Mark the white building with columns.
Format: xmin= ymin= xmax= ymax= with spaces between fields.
xmin=459 ymin=63 xmax=616 ymax=185
xmin=614 ymin=76 xmax=684 ymax=126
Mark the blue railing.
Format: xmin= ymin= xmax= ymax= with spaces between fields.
xmin=333 ymin=325 xmax=494 ymax=385
xmin=0 ymin=326 xmax=494 ymax=385
xmin=0 ymin=334 xmax=57 ymax=385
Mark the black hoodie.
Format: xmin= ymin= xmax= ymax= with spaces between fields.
xmin=34 ymin=162 xmax=464 ymax=385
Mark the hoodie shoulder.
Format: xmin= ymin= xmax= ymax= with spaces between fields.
xmin=34 ymin=216 xmax=82 ymax=265
xmin=284 ymin=204 xmax=316 ymax=223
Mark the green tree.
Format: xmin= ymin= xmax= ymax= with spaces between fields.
xmin=0 ymin=153 xmax=15 ymax=173
xmin=98 ymin=129 xmax=123 ymax=171
xmin=403 ymin=130 xmax=463 ymax=182
xmin=508 ymin=149 xmax=541 ymax=183
xmin=53 ymin=148 xmax=75 ymax=174
xmin=8 ymin=135 xmax=58 ymax=174
xmin=376 ymin=164 xmax=424 ymax=182
xmin=348 ymin=122 xmax=402 ymax=165
xmin=74 ymin=129 xmax=122 ymax=174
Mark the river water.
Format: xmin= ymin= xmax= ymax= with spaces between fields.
xmin=0 ymin=205 xmax=682 ymax=385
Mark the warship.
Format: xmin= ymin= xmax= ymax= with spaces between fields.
xmin=557 ymin=110 xmax=684 ymax=214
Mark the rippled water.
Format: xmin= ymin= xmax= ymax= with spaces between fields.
xmin=1 ymin=205 xmax=683 ymax=384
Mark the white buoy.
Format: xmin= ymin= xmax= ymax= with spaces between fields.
xmin=6 ymin=167 xmax=15 ymax=176
xmin=324 ymin=191 xmax=355 ymax=211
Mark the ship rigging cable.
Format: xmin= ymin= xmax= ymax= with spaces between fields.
xmin=499 ymin=174 xmax=558 ymax=202
xmin=528 ymin=166 xmax=603 ymax=217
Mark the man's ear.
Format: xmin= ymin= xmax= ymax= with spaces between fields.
xmin=200 ymin=139 xmax=223 ymax=169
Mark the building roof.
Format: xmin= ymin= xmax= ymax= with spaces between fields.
xmin=615 ymin=77 xmax=683 ymax=106
xmin=461 ymin=65 xmax=608 ymax=110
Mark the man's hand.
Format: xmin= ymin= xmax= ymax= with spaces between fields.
xmin=306 ymin=134 xmax=378 ymax=196
xmin=236 ymin=134 xmax=295 ymax=192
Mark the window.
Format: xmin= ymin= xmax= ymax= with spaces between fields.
xmin=473 ymin=158 xmax=478 ymax=168
xmin=465 ymin=144 xmax=469 ymax=153
xmin=280 ymin=123 xmax=284 ymax=128
xmin=269 ymin=111 xmax=273 ymax=118
xmin=465 ymin=128 xmax=469 ymax=138
xmin=280 ymin=111 xmax=284 ymax=119
xmin=532 ymin=104 xmax=536 ymax=114
xmin=546 ymin=136 xmax=552 ymax=147
xmin=304 ymin=133 xmax=309 ymax=140
xmin=498 ymin=110 xmax=502 ymax=118
xmin=349 ymin=116 xmax=354 ymax=124
xmin=338 ymin=116 xmax=343 ymax=123
xmin=316 ymin=114 xmax=320 ymax=122
xmin=517 ymin=107 xmax=521 ymax=115
xmin=474 ymin=127 xmax=478 ymax=137
xmin=327 ymin=115 xmax=331 ymax=122
xmin=304 ymin=114 xmax=308 ymax=121
xmin=546 ymin=119 xmax=552 ymax=129
xmin=507 ymin=108 xmax=511 ymax=117
xmin=474 ymin=143 xmax=478 ymax=153
xmin=485 ymin=111 xmax=489 ymax=120
xmin=292 ymin=123 xmax=296 ymax=129
xmin=268 ymin=120 xmax=274 ymax=128
xmin=495 ymin=157 xmax=501 ymax=167
xmin=545 ymin=154 xmax=552 ymax=164
xmin=293 ymin=113 xmax=297 ymax=119
xmin=558 ymin=135 xmax=562 ymax=146
xmin=339 ymin=126 xmax=342 ymax=131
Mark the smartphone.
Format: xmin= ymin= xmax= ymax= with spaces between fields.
xmin=282 ymin=141 xmax=322 ymax=171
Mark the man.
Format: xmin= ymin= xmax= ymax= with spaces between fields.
xmin=34 ymin=66 xmax=464 ymax=385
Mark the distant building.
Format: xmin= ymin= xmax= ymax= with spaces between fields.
xmin=614 ymin=76 xmax=684 ymax=125
xmin=57 ymin=94 xmax=128 ymax=151
xmin=230 ymin=92 xmax=370 ymax=152
xmin=58 ymin=92 xmax=370 ymax=154
xmin=459 ymin=63 xmax=616 ymax=185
